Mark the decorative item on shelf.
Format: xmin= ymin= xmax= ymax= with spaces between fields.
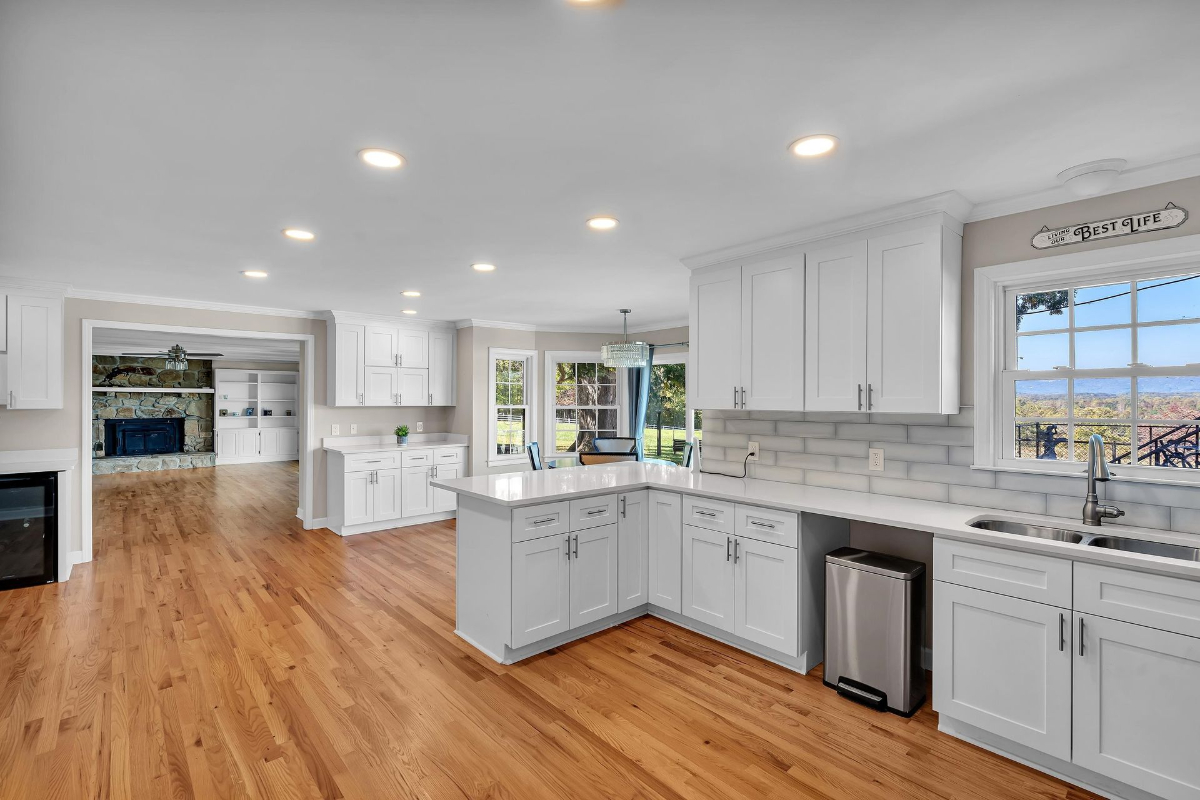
xmin=219 ymin=409 xmax=228 ymax=417
xmin=231 ymin=411 xmax=240 ymax=417
xmin=601 ymin=308 xmax=650 ymax=368
xmin=244 ymin=407 xmax=255 ymax=416
xmin=395 ymin=425 xmax=409 ymax=446
xmin=262 ymin=409 xmax=273 ymax=417
xmin=285 ymin=409 xmax=293 ymax=416
xmin=221 ymin=393 xmax=229 ymax=400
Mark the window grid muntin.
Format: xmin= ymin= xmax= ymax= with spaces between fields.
xmin=552 ymin=359 xmax=620 ymax=456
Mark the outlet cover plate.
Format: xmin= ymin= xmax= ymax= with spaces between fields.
xmin=747 ymin=441 xmax=760 ymax=461
xmin=331 ymin=424 xmax=340 ymax=436
xmin=869 ymin=448 xmax=885 ymax=471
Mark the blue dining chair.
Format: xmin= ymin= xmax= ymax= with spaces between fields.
xmin=527 ymin=442 xmax=554 ymax=470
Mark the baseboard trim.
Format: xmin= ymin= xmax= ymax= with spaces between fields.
xmin=307 ymin=516 xmax=329 ymax=530
xmin=334 ymin=511 xmax=457 ymax=536
xmin=647 ymin=607 xmax=812 ymax=674
xmin=499 ymin=607 xmax=649 ymax=664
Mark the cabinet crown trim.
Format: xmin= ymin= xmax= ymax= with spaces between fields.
xmin=325 ymin=310 xmax=456 ymax=331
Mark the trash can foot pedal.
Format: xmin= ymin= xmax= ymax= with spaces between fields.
xmin=835 ymin=677 xmax=887 ymax=712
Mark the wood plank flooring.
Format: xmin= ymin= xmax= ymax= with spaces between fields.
xmin=0 ymin=462 xmax=1099 ymax=799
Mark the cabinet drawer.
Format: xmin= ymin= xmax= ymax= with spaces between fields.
xmin=402 ymin=450 xmax=433 ymax=467
xmin=512 ymin=502 xmax=571 ymax=543
xmin=934 ymin=539 xmax=1071 ymax=608
xmin=570 ymin=495 xmax=618 ymax=531
xmin=1075 ymin=562 xmax=1200 ymax=639
xmin=683 ymin=495 xmax=734 ymax=533
xmin=345 ymin=452 xmax=403 ymax=472
xmin=735 ymin=505 xmax=798 ymax=549
xmin=434 ymin=447 xmax=464 ymax=465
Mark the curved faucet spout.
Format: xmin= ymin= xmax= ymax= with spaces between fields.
xmin=1083 ymin=433 xmax=1123 ymax=526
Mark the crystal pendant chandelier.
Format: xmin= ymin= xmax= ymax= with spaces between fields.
xmin=601 ymin=309 xmax=650 ymax=368
xmin=164 ymin=344 xmax=189 ymax=371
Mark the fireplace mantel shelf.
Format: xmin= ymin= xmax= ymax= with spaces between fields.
xmin=92 ymin=387 xmax=215 ymax=394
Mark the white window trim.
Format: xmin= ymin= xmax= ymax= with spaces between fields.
xmin=649 ymin=350 xmax=695 ymax=445
xmin=544 ymin=350 xmax=627 ymax=462
xmin=488 ymin=347 xmax=537 ymax=467
xmin=974 ymin=232 xmax=1200 ymax=486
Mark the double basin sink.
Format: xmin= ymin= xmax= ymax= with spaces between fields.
xmin=970 ymin=518 xmax=1200 ymax=562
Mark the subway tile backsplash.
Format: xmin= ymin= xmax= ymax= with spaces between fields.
xmin=700 ymin=406 xmax=1200 ymax=534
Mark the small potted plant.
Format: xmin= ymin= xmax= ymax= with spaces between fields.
xmin=395 ymin=424 xmax=409 ymax=446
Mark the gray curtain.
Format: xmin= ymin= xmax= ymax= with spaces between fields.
xmin=627 ymin=346 xmax=655 ymax=460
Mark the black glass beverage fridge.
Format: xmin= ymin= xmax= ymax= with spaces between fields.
xmin=0 ymin=472 xmax=57 ymax=591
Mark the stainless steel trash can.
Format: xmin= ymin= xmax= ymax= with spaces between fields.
xmin=823 ymin=547 xmax=926 ymax=716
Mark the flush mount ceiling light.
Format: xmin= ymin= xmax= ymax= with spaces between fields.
xmin=586 ymin=216 xmax=619 ymax=231
xmin=359 ymin=148 xmax=405 ymax=169
xmin=567 ymin=0 xmax=622 ymax=6
xmin=472 ymin=263 xmax=496 ymax=272
xmin=1058 ymin=159 xmax=1127 ymax=197
xmin=282 ymin=228 xmax=315 ymax=241
xmin=601 ymin=309 xmax=650 ymax=368
xmin=241 ymin=270 xmax=269 ymax=279
xmin=788 ymin=134 xmax=839 ymax=157
xmin=401 ymin=309 xmax=418 ymax=315
xmin=401 ymin=290 xmax=421 ymax=297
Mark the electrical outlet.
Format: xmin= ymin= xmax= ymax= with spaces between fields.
xmin=747 ymin=441 xmax=760 ymax=461
xmin=350 ymin=424 xmax=358 ymax=434
xmin=415 ymin=421 xmax=423 ymax=432
xmin=869 ymin=447 xmax=885 ymax=471
xmin=331 ymin=424 xmax=340 ymax=436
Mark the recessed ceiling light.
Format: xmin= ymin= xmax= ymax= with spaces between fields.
xmin=241 ymin=270 xmax=269 ymax=279
xmin=472 ymin=263 xmax=496 ymax=272
xmin=401 ymin=309 xmax=418 ymax=315
xmin=401 ymin=290 xmax=421 ymax=297
xmin=282 ymin=228 xmax=315 ymax=241
xmin=789 ymin=134 xmax=839 ymax=157
xmin=359 ymin=148 xmax=405 ymax=169
xmin=586 ymin=216 xmax=619 ymax=231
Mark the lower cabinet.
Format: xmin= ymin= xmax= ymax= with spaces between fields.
xmin=1073 ymin=613 xmax=1200 ymax=800
xmin=217 ymin=427 xmax=299 ymax=462
xmin=647 ymin=491 xmax=682 ymax=612
xmin=343 ymin=468 xmax=404 ymax=526
xmin=401 ymin=466 xmax=434 ymax=517
xmin=431 ymin=465 xmax=460 ymax=513
xmin=933 ymin=581 xmax=1072 ymax=761
xmin=734 ymin=536 xmax=798 ymax=656
xmin=617 ymin=491 xmax=649 ymax=612
xmin=570 ymin=524 xmax=619 ymax=627
xmin=682 ymin=525 xmax=736 ymax=632
xmin=373 ymin=468 xmax=403 ymax=520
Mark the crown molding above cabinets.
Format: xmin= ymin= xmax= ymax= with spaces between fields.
xmin=681 ymin=191 xmax=974 ymax=272
xmin=325 ymin=310 xmax=456 ymax=332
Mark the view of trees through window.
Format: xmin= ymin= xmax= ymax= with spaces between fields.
xmin=494 ymin=357 xmax=528 ymax=457
xmin=644 ymin=362 xmax=696 ymax=464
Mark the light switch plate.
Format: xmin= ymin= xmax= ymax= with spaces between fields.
xmin=869 ymin=448 xmax=885 ymax=471
xmin=350 ymin=424 xmax=358 ymax=434
xmin=331 ymin=424 xmax=340 ymax=435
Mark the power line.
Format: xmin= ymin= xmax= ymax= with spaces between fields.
xmin=1019 ymin=274 xmax=1199 ymax=316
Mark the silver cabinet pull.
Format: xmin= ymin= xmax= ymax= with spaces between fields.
xmin=740 ymin=387 xmax=746 ymax=407
xmin=733 ymin=386 xmax=738 ymax=409
xmin=531 ymin=516 xmax=557 ymax=526
xmin=399 ymin=354 xmax=403 ymax=367
xmin=586 ymin=508 xmax=606 ymax=516
xmin=1078 ymin=617 xmax=1085 ymax=657
xmin=620 ymin=496 xmax=626 ymax=518
xmin=573 ymin=535 xmax=579 ymax=559
xmin=857 ymin=384 xmax=863 ymax=411
xmin=428 ymin=393 xmax=432 ymax=405
xmin=749 ymin=520 xmax=775 ymax=529
xmin=726 ymin=537 xmax=731 ymax=561
xmin=867 ymin=383 xmax=873 ymax=410
xmin=565 ymin=535 xmax=571 ymax=560
xmin=733 ymin=539 xmax=740 ymax=563
xmin=1059 ymin=613 xmax=1065 ymax=652
xmin=695 ymin=509 xmax=716 ymax=518
xmin=364 ymin=459 xmax=383 ymax=464
xmin=432 ymin=465 xmax=437 ymax=479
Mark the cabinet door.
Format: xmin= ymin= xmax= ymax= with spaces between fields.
xmin=373 ymin=468 xmax=403 ymax=521
xmin=216 ymin=430 xmax=237 ymax=457
xmin=617 ymin=491 xmax=649 ymax=612
xmin=867 ymin=227 xmax=944 ymax=413
xmin=570 ymin=523 xmax=619 ymax=628
xmin=933 ymin=582 xmax=1071 ymax=761
xmin=364 ymin=325 xmax=399 ymax=367
xmin=432 ymin=465 xmax=459 ymax=513
xmin=804 ymin=240 xmax=867 ymax=412
xmin=397 ymin=328 xmax=429 ymax=369
xmin=6 ymin=294 xmax=63 ymax=409
xmin=647 ymin=490 xmax=682 ymax=613
xmin=259 ymin=428 xmax=279 ymax=456
xmin=734 ymin=536 xmax=798 ymax=657
xmin=343 ymin=472 xmax=374 ymax=526
xmin=1073 ymin=614 xmax=1200 ymax=800
xmin=335 ymin=324 xmax=365 ymax=406
xmin=401 ymin=466 xmax=433 ymax=517
xmin=235 ymin=429 xmax=260 ymax=457
xmin=740 ymin=257 xmax=804 ymax=411
xmin=428 ymin=329 xmax=455 ymax=405
xmin=398 ymin=368 xmax=429 ymax=407
xmin=511 ymin=534 xmax=571 ymax=649
xmin=364 ymin=366 xmax=399 ymax=406
xmin=690 ymin=265 xmax=741 ymax=410
xmin=682 ymin=525 xmax=735 ymax=633
xmin=278 ymin=428 xmax=300 ymax=457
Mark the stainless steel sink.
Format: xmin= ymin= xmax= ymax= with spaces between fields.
xmin=969 ymin=519 xmax=1086 ymax=544
xmin=969 ymin=518 xmax=1200 ymax=561
xmin=1086 ymin=537 xmax=1200 ymax=561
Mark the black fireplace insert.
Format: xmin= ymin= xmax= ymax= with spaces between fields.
xmin=104 ymin=417 xmax=185 ymax=457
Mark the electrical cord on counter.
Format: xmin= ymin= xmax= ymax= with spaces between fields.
xmin=699 ymin=450 xmax=753 ymax=479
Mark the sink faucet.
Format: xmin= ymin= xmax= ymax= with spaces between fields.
xmin=1083 ymin=433 xmax=1124 ymax=526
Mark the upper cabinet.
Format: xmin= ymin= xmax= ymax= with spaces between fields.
xmin=690 ymin=209 xmax=961 ymax=414
xmin=1 ymin=290 xmax=65 ymax=410
xmin=326 ymin=313 xmax=455 ymax=407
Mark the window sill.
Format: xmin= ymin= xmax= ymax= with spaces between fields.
xmin=973 ymin=460 xmax=1200 ymax=487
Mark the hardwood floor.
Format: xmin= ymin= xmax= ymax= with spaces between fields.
xmin=0 ymin=462 xmax=1099 ymax=799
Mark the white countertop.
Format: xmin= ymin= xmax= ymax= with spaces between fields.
xmin=433 ymin=462 xmax=1200 ymax=580
xmin=323 ymin=433 xmax=468 ymax=454
xmin=0 ymin=448 xmax=79 ymax=475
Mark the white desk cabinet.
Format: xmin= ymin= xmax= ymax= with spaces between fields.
xmin=325 ymin=442 xmax=467 ymax=535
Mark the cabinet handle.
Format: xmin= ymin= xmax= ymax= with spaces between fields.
xmin=428 ymin=393 xmax=432 ymax=406
xmin=857 ymin=384 xmax=863 ymax=411
xmin=733 ymin=539 xmax=740 ymax=563
xmin=867 ymin=383 xmax=873 ymax=410
xmin=740 ymin=387 xmax=746 ymax=408
xmin=695 ymin=509 xmax=716 ymax=518
xmin=573 ymin=535 xmax=579 ymax=559
xmin=399 ymin=354 xmax=403 ymax=367
xmin=1059 ymin=613 xmax=1065 ymax=652
xmin=531 ymin=516 xmax=557 ymax=526
xmin=620 ymin=496 xmax=626 ymax=518
xmin=586 ymin=508 xmax=606 ymax=516
xmin=364 ymin=459 xmax=383 ymax=464
xmin=749 ymin=520 xmax=775 ymax=529
xmin=565 ymin=535 xmax=571 ymax=560
xmin=432 ymin=465 xmax=437 ymax=479
xmin=733 ymin=386 xmax=738 ymax=409
xmin=1078 ymin=617 xmax=1085 ymax=657
xmin=726 ymin=536 xmax=731 ymax=561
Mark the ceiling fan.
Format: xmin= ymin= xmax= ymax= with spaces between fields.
xmin=120 ymin=344 xmax=223 ymax=369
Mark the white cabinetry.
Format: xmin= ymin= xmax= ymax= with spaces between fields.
xmin=690 ymin=265 xmax=742 ymax=410
xmin=429 ymin=329 xmax=455 ymax=406
xmin=365 ymin=366 xmax=400 ymax=406
xmin=373 ymin=468 xmax=403 ymax=521
xmin=365 ymin=325 xmax=401 ymax=367
xmin=401 ymin=466 xmax=434 ymax=517
xmin=647 ymin=490 xmax=682 ymax=612
xmin=431 ymin=464 xmax=460 ymax=512
xmin=325 ymin=442 xmax=466 ymax=535
xmin=3 ymin=292 xmax=64 ymax=409
xmin=734 ymin=536 xmax=798 ymax=655
xmin=682 ymin=525 xmax=736 ymax=632
xmin=215 ymin=369 xmax=300 ymax=464
xmin=617 ymin=491 xmax=649 ymax=612
xmin=327 ymin=313 xmax=454 ymax=406
xmin=570 ymin=524 xmax=619 ymax=627
xmin=334 ymin=324 xmax=365 ymax=406
xmin=399 ymin=368 xmax=429 ymax=407
xmin=804 ymin=241 xmax=867 ymax=412
xmin=397 ymin=329 xmax=429 ymax=369
xmin=512 ymin=534 xmax=572 ymax=649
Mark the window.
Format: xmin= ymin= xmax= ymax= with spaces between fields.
xmin=977 ymin=242 xmax=1200 ymax=482
xmin=488 ymin=348 xmax=536 ymax=465
xmin=643 ymin=353 xmax=694 ymax=464
xmin=546 ymin=352 xmax=623 ymax=458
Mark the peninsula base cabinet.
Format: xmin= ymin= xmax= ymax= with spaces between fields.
xmin=934 ymin=540 xmax=1200 ymax=800
xmin=454 ymin=491 xmax=846 ymax=671
xmin=325 ymin=443 xmax=467 ymax=535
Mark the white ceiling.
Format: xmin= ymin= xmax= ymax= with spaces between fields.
xmin=3 ymin=1 xmax=1199 ymax=330
xmin=92 ymin=329 xmax=300 ymax=363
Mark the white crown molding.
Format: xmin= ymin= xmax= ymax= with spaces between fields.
xmin=967 ymin=152 xmax=1200 ymax=223
xmin=455 ymin=318 xmax=538 ymax=331
xmin=680 ymin=191 xmax=975 ymax=271
xmin=0 ymin=276 xmax=69 ymax=296
xmin=68 ymin=287 xmax=322 ymax=319
xmin=630 ymin=317 xmax=689 ymax=334
xmin=325 ymin=309 xmax=456 ymax=330
xmin=456 ymin=317 xmax=689 ymax=335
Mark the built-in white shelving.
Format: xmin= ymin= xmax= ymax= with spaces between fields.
xmin=214 ymin=369 xmax=299 ymax=430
